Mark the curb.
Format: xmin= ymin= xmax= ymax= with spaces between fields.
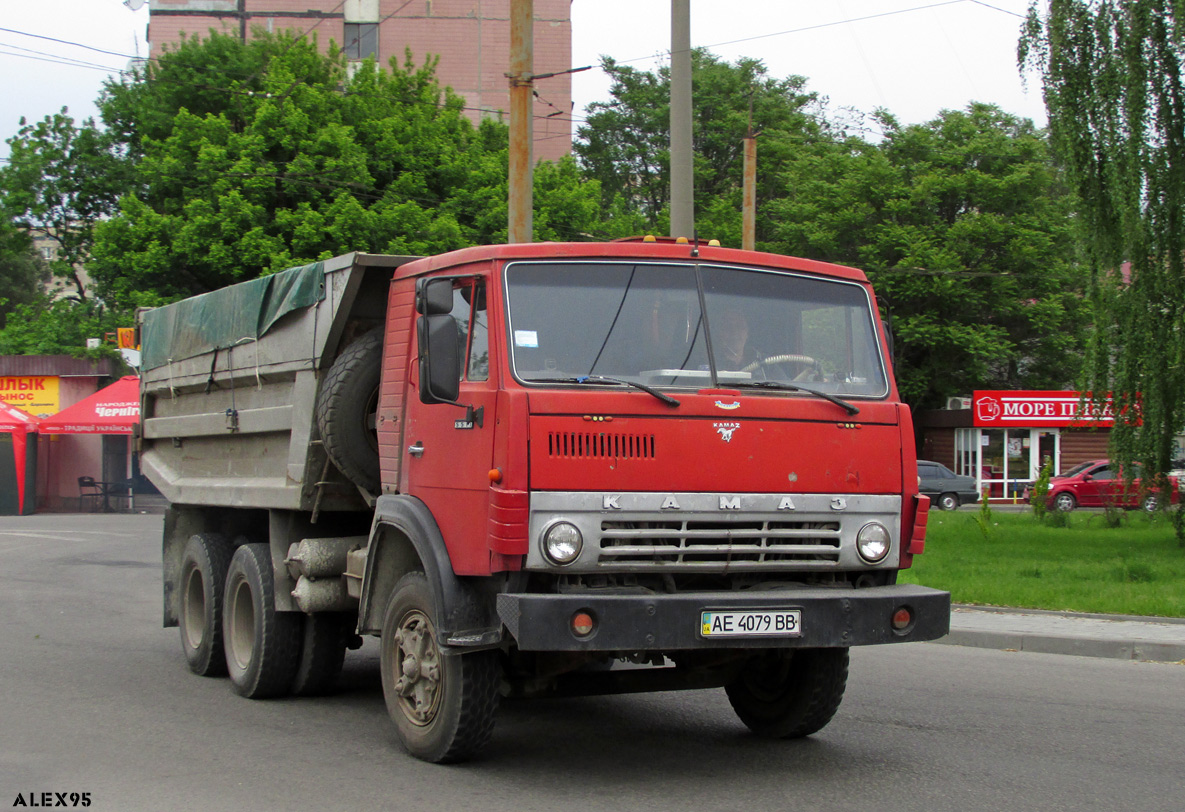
xmin=936 ymin=605 xmax=1185 ymax=663
xmin=934 ymin=629 xmax=1185 ymax=662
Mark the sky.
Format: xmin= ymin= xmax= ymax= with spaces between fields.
xmin=0 ymin=0 xmax=1046 ymax=161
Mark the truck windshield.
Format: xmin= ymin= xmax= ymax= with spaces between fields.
xmin=505 ymin=261 xmax=888 ymax=397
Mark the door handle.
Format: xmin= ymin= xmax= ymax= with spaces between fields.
xmin=408 ymin=442 xmax=424 ymax=458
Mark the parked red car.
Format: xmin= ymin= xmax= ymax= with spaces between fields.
xmin=1046 ymin=459 xmax=1179 ymax=512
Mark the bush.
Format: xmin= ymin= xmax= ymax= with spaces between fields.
xmin=974 ymin=493 xmax=994 ymax=538
xmin=1044 ymin=509 xmax=1072 ymax=528
xmin=1029 ymin=459 xmax=1053 ymax=520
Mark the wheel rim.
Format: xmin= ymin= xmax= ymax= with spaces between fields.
xmin=181 ymin=566 xmax=206 ymax=650
xmin=228 ymin=578 xmax=256 ymax=671
xmin=1056 ymin=494 xmax=1074 ymax=511
xmin=391 ymin=609 xmax=443 ymax=727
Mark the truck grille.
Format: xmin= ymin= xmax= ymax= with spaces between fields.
xmin=548 ymin=431 xmax=655 ymax=460
xmin=598 ymin=519 xmax=841 ymax=569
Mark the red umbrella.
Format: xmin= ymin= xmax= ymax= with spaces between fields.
xmin=0 ymin=402 xmax=38 ymax=511
xmin=37 ymin=376 xmax=140 ymax=435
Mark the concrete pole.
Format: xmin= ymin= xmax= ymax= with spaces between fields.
xmin=742 ymin=134 xmax=756 ymax=251
xmin=669 ymin=0 xmax=694 ymax=239
xmin=508 ymin=0 xmax=534 ymax=244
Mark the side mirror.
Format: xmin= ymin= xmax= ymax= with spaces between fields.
xmin=417 ymin=313 xmax=461 ymax=405
xmin=416 ymin=277 xmax=453 ymax=316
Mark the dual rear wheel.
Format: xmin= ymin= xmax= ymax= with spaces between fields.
xmin=177 ymin=534 xmax=349 ymax=698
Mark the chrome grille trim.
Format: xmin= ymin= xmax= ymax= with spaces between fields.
xmin=525 ymin=492 xmax=902 ymax=573
xmin=599 ymin=520 xmax=841 ymax=567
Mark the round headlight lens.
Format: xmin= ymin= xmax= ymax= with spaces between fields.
xmin=856 ymin=522 xmax=891 ymax=564
xmin=543 ymin=522 xmax=583 ymax=565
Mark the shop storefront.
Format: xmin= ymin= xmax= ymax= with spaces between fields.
xmin=921 ymin=390 xmax=1116 ymax=500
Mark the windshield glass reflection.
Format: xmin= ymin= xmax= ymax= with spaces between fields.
xmin=505 ymin=261 xmax=888 ymax=397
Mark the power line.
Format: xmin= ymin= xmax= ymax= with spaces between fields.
xmin=0 ymin=26 xmax=138 ymax=61
xmin=0 ymin=47 xmax=123 ymax=73
xmin=597 ymin=0 xmax=1026 ymax=71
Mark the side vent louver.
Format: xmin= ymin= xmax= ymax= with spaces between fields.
xmin=548 ymin=432 xmax=656 ymax=460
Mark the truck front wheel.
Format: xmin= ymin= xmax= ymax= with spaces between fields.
xmin=725 ymin=648 xmax=849 ymax=738
xmin=178 ymin=533 xmax=232 ymax=677
xmin=223 ymin=543 xmax=303 ymax=698
xmin=380 ymin=572 xmax=501 ymax=763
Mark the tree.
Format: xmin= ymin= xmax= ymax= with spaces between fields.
xmin=0 ymin=223 xmax=50 ymax=329
xmin=767 ymin=104 xmax=1086 ymax=412
xmin=90 ymin=33 xmax=606 ymax=306
xmin=1022 ymin=0 xmax=1185 ymax=539
xmin=0 ymin=298 xmax=128 ymax=358
xmin=575 ymin=50 xmax=827 ymax=237
xmin=0 ymin=111 xmax=130 ymax=300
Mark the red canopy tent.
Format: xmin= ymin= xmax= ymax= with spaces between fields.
xmin=37 ymin=375 xmax=140 ymax=435
xmin=37 ymin=376 xmax=141 ymax=512
xmin=0 ymin=402 xmax=39 ymax=512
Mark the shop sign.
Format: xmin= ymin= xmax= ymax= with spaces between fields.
xmin=973 ymin=390 xmax=1116 ymax=428
xmin=0 ymin=376 xmax=60 ymax=417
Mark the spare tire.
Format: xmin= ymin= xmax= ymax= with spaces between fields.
xmin=317 ymin=329 xmax=383 ymax=492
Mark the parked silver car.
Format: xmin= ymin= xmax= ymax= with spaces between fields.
xmin=917 ymin=460 xmax=981 ymax=511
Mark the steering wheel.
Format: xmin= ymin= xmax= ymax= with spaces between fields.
xmin=741 ymin=353 xmax=819 ymax=379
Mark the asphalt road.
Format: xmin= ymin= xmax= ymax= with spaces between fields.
xmin=2 ymin=514 xmax=1183 ymax=812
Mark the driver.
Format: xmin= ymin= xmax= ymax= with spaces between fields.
xmin=713 ymin=307 xmax=759 ymax=371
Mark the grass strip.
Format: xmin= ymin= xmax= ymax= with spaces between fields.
xmin=899 ymin=509 xmax=1185 ymax=618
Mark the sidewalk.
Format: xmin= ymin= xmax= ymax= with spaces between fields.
xmin=940 ymin=604 xmax=1185 ymax=663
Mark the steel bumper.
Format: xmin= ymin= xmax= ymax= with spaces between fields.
xmin=496 ymin=583 xmax=951 ymax=651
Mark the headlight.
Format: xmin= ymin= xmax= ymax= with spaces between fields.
xmin=543 ymin=522 xmax=583 ymax=565
xmin=856 ymin=522 xmax=891 ymax=564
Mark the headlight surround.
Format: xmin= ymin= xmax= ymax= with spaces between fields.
xmin=856 ymin=522 xmax=891 ymax=564
xmin=542 ymin=521 xmax=583 ymax=566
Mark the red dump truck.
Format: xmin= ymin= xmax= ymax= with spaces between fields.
xmin=140 ymin=239 xmax=949 ymax=763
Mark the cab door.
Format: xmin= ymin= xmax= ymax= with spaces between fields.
xmin=401 ymin=276 xmax=498 ymax=575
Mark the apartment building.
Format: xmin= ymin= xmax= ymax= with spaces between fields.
xmin=146 ymin=0 xmax=573 ymax=162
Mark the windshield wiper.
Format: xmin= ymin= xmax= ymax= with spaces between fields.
xmin=736 ymin=380 xmax=860 ymax=416
xmin=524 ymin=375 xmax=680 ymax=407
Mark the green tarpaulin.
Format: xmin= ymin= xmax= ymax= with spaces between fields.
xmin=141 ymin=262 xmax=325 ymax=371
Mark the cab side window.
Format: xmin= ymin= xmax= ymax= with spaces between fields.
xmin=449 ymin=279 xmax=489 ymax=382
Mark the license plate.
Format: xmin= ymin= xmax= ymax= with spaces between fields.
xmin=700 ymin=609 xmax=802 ymax=638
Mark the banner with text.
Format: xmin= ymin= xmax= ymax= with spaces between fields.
xmin=972 ymin=391 xmax=1115 ymax=428
xmin=0 ymin=376 xmax=60 ymax=418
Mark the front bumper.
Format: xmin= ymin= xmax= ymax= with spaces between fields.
xmin=496 ymin=583 xmax=950 ymax=651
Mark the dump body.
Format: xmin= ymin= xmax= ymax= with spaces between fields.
xmin=139 ymin=253 xmax=416 ymax=512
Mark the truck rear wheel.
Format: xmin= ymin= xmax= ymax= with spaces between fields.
xmin=725 ymin=648 xmax=849 ymax=738
xmin=317 ymin=329 xmax=382 ymax=493
xmin=178 ymin=533 xmax=232 ymax=677
xmin=291 ymin=613 xmax=350 ymax=696
xmin=223 ymin=543 xmax=302 ymax=699
xmin=380 ymin=572 xmax=501 ymax=763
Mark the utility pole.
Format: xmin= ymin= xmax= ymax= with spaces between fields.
xmin=508 ymin=0 xmax=534 ymax=244
xmin=742 ymin=93 xmax=757 ymax=251
xmin=669 ymin=0 xmax=694 ymax=239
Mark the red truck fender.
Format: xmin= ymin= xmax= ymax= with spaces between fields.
xmin=357 ymin=494 xmax=502 ymax=651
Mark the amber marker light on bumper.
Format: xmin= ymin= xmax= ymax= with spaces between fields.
xmin=571 ymin=611 xmax=595 ymax=637
xmin=891 ymin=606 xmax=915 ymax=633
